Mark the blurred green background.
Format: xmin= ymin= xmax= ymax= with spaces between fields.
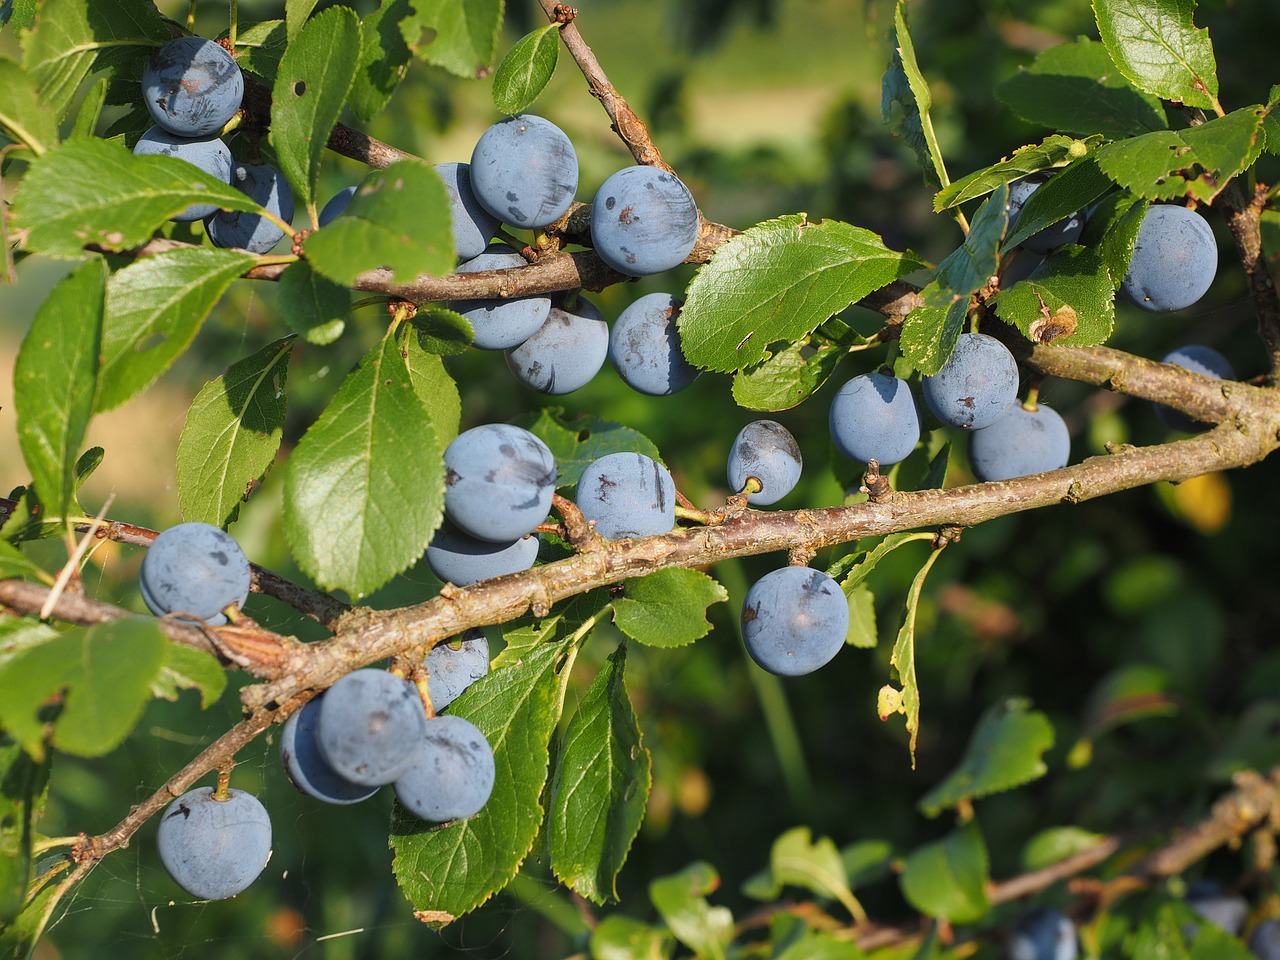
xmin=5 ymin=0 xmax=1280 ymax=956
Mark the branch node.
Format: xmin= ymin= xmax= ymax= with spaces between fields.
xmin=861 ymin=460 xmax=893 ymax=502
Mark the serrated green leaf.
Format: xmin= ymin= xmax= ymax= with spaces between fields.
xmin=14 ymin=259 xmax=104 ymax=523
xmin=286 ymin=0 xmax=318 ymax=39
xmin=1001 ymin=157 xmax=1113 ymax=251
xmin=994 ymin=246 xmax=1118 ymax=347
xmin=899 ymin=820 xmax=990 ymax=923
xmin=0 ymin=732 xmax=50 ymax=924
xmin=833 ymin=531 xmax=933 ymax=592
xmin=98 ymin=247 xmax=257 ymax=413
xmin=495 ymin=591 xmax=612 ymax=669
xmin=1081 ymin=192 xmax=1147 ymax=288
xmin=517 ymin=409 xmax=662 ymax=489
xmin=1094 ymin=0 xmax=1219 ymax=110
xmin=0 ymin=854 xmax=64 ymax=957
xmin=390 ymin=640 xmax=569 ymax=921
xmin=680 ymin=214 xmax=925 ymax=372
xmin=278 ymin=260 xmax=349 ymax=344
xmin=613 ymin=569 xmax=728 ymax=649
xmin=68 ymin=73 xmax=107 ymax=140
xmin=304 ymin=160 xmax=454 ymax=284
xmin=270 ymin=6 xmax=361 ymax=213
xmin=348 ymin=0 xmax=414 ymax=122
xmin=14 ymin=138 xmax=262 ymax=259
xmin=407 ymin=0 xmax=504 ymax=79
xmin=1 ymin=0 xmax=36 ymax=30
xmin=177 ymin=337 xmax=293 ymax=528
xmin=590 ymin=915 xmax=674 ymax=960
xmin=283 ymin=330 xmax=444 ymax=597
xmin=0 ymin=619 xmax=167 ymax=762
xmin=402 ymin=329 xmax=461 ymax=445
xmin=0 ymin=541 xmax=47 ymax=582
xmin=649 ymin=863 xmax=735 ymax=959
xmin=21 ymin=0 xmax=169 ymax=121
xmin=917 ymin=699 xmax=1054 ymax=817
xmin=0 ymin=57 xmax=56 ymax=154
xmin=411 ymin=306 xmax=475 ymax=356
xmin=935 ymin=136 xmax=1099 ymax=212
xmin=149 ymin=644 xmax=227 ymax=708
xmin=1021 ymin=826 xmax=1108 ymax=871
xmin=881 ymin=0 xmax=948 ymax=187
xmin=995 ymin=37 xmax=1168 ymax=139
xmin=846 ymin=584 xmax=877 ymax=649
xmin=744 ymin=827 xmax=864 ymax=921
xmin=731 ymin=339 xmax=844 ymax=412
xmin=840 ymin=839 xmax=895 ymax=890
xmin=885 ymin=544 xmax=946 ymax=765
xmin=1095 ymin=106 xmax=1265 ymax=203
xmin=548 ymin=643 xmax=650 ymax=904
xmin=235 ymin=20 xmax=288 ymax=84
xmin=492 ymin=24 xmax=560 ymax=116
xmin=1265 ymin=86 xmax=1280 ymax=156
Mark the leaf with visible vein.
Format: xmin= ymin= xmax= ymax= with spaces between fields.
xmin=1093 ymin=0 xmax=1219 ymax=110
xmin=882 ymin=0 xmax=948 ymax=187
xmin=885 ymin=543 xmax=947 ymax=766
xmin=492 ymin=23 xmax=560 ymax=116
xmin=613 ymin=569 xmax=728 ymax=649
xmin=406 ymin=0 xmax=505 ymax=78
xmin=899 ymin=820 xmax=990 ymax=923
xmin=0 ymin=57 xmax=56 ymax=153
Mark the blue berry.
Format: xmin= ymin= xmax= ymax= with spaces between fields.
xmin=1186 ymin=881 xmax=1248 ymax=936
xmin=426 ymin=520 xmax=539 ymax=586
xmin=1120 ymin=205 xmax=1217 ymax=312
xmin=205 ymin=163 xmax=295 ymax=254
xmin=921 ymin=332 xmax=1020 ymax=430
xmin=280 ymin=697 xmax=378 ymax=805
xmin=318 ymin=185 xmax=356 ymax=226
xmin=726 ymin=420 xmax=803 ymax=505
xmin=741 ymin=567 xmax=849 ymax=677
xmin=590 ymin=166 xmax=700 ymax=276
xmin=1248 ymin=918 xmax=1280 ymax=959
xmin=829 ymin=372 xmax=921 ymax=466
xmin=424 ymin=629 xmax=490 ymax=713
xmin=132 ymin=125 xmax=233 ymax=221
xmin=505 ymin=295 xmax=609 ymax=395
xmin=968 ymin=402 xmax=1070 ymax=481
xmin=443 ymin=424 xmax=557 ymax=542
xmin=576 ymin=452 xmax=675 ymax=540
xmin=450 ymin=244 xmax=552 ymax=350
xmin=1153 ymin=345 xmax=1235 ymax=433
xmin=394 ymin=715 xmax=496 ymax=822
xmin=316 ymin=669 xmax=428 ymax=787
xmin=469 ymin=115 xmax=578 ymax=229
xmin=139 ymin=521 xmax=251 ymax=625
xmin=1006 ymin=176 xmax=1084 ymax=255
xmin=156 ymin=787 xmax=271 ymax=900
xmin=436 ymin=161 xmax=501 ymax=260
xmin=142 ymin=36 xmax=243 ymax=138
xmin=1009 ymin=907 xmax=1077 ymax=960
xmin=609 ymin=293 xmax=701 ymax=396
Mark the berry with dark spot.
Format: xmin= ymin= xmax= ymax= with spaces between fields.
xmin=590 ymin=166 xmax=700 ymax=276
xmin=139 ymin=521 xmax=251 ymax=625
xmin=921 ymin=332 xmax=1020 ymax=430
xmin=316 ymin=668 xmax=428 ymax=787
xmin=575 ymin=452 xmax=675 ymax=539
xmin=442 ymin=424 xmax=557 ymax=542
xmin=469 ymin=115 xmax=578 ymax=229
xmin=156 ymin=787 xmax=271 ymax=900
xmin=741 ymin=567 xmax=849 ymax=677
xmin=609 ymin=292 xmax=700 ymax=396
xmin=505 ymin=295 xmax=609 ymax=394
xmin=142 ymin=36 xmax=243 ymax=138
xmin=726 ymin=420 xmax=802 ymax=505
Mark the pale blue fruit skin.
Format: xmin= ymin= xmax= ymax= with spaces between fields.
xmin=968 ymin=403 xmax=1070 ymax=482
xmin=280 ymin=697 xmax=378 ymax=805
xmin=426 ymin=520 xmax=539 ymax=586
xmin=443 ymin=424 xmax=557 ymax=542
xmin=450 ymin=244 xmax=552 ymax=350
xmin=740 ymin=567 xmax=849 ymax=677
xmin=1153 ymin=345 xmax=1235 ymax=433
xmin=425 ymin=629 xmax=490 ymax=713
xmin=921 ymin=332 xmax=1020 ymax=429
xmin=318 ymin=185 xmax=356 ymax=226
xmin=156 ymin=787 xmax=271 ymax=900
xmin=133 ymin=126 xmax=233 ymax=221
xmin=1186 ymin=881 xmax=1248 ymax=936
xmin=1248 ymin=918 xmax=1280 ymax=959
xmin=470 ymin=115 xmax=578 ymax=229
xmin=726 ymin=420 xmax=802 ymax=505
xmin=139 ymin=521 xmax=251 ymax=625
xmin=1009 ymin=907 xmax=1077 ymax=960
xmin=590 ymin=166 xmax=700 ymax=276
xmin=505 ymin=296 xmax=609 ymax=395
xmin=142 ymin=36 xmax=243 ymax=138
xmin=316 ymin=669 xmax=428 ymax=787
xmin=394 ymin=715 xmax=496 ymax=822
xmin=575 ymin=452 xmax=675 ymax=540
xmin=205 ymin=163 xmax=295 ymax=254
xmin=436 ymin=162 xmax=501 ymax=260
xmin=829 ymin=373 xmax=921 ymax=466
xmin=1007 ymin=177 xmax=1084 ymax=255
xmin=609 ymin=292 xmax=700 ymax=396
xmin=1120 ymin=205 xmax=1218 ymax=312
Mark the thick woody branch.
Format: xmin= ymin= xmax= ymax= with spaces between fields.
xmin=1219 ymin=180 xmax=1280 ymax=380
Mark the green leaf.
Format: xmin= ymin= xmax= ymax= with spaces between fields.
xmin=20 ymin=0 xmax=169 ymax=121
xmin=0 ymin=857 xmax=64 ymax=958
xmin=833 ymin=531 xmax=933 ymax=592
xmin=283 ymin=330 xmax=444 ymax=598
xmin=270 ymin=5 xmax=361 ymax=212
xmin=411 ymin=306 xmax=475 ymax=356
xmin=548 ymin=643 xmax=650 ymax=904
xmin=917 ymin=699 xmax=1055 ymax=817
xmin=277 ymin=260 xmax=350 ymax=344
xmin=1094 ymin=0 xmax=1219 ymax=110
xmin=881 ymin=0 xmax=948 ymax=187
xmin=679 ymin=214 xmax=926 ymax=372
xmin=0 ymin=732 xmax=50 ymax=923
xmin=1094 ymin=106 xmax=1266 ymax=203
xmin=14 ymin=259 xmax=105 ymax=522
xmin=899 ymin=820 xmax=990 ymax=923
xmin=407 ymin=0 xmax=505 ymax=79
xmin=774 ymin=930 xmax=866 ymax=960
xmin=236 ymin=21 xmax=289 ymax=84
xmin=935 ymin=136 xmax=1098 ymax=212
xmin=304 ymin=160 xmax=454 ymax=285
xmin=177 ymin=337 xmax=293 ymax=528
xmin=492 ymin=24 xmax=560 ymax=116
xmin=744 ymin=827 xmax=864 ymax=921
xmin=731 ymin=339 xmax=845 ymax=412
xmin=0 ymin=619 xmax=168 ymax=762
xmin=613 ymin=569 xmax=729 ymax=649
xmin=883 ymin=543 xmax=946 ymax=765
xmin=149 ymin=644 xmax=227 ymax=708
xmin=590 ymin=915 xmax=674 ymax=960
xmin=1 ymin=0 xmax=36 ymax=30
xmin=286 ymin=0 xmax=319 ymax=38
xmin=840 ymin=839 xmax=896 ymax=889
xmin=14 ymin=138 xmax=262 ymax=259
xmin=349 ymin=0 xmax=414 ymax=122
xmin=495 ymin=590 xmax=611 ymax=669
xmin=390 ymin=640 xmax=569 ymax=922
xmin=402 ymin=329 xmax=462 ymax=445
xmin=1021 ymin=826 xmax=1108 ymax=871
xmin=0 ymin=57 xmax=56 ymax=154
xmin=1265 ymin=86 xmax=1280 ymax=156
xmin=98 ymin=247 xmax=258 ymax=412
xmin=0 ymin=541 xmax=47 ymax=582
xmin=517 ymin=408 xmax=662 ymax=489
xmin=994 ymin=246 xmax=1118 ymax=347
xmin=649 ymin=862 xmax=735 ymax=959
xmin=995 ymin=37 xmax=1168 ymax=139
xmin=68 ymin=73 xmax=107 ymax=140
xmin=846 ymin=584 xmax=877 ymax=649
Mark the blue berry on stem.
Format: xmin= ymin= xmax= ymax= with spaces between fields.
xmin=726 ymin=420 xmax=802 ymax=505
xmin=394 ymin=715 xmax=496 ymax=822
xmin=469 ymin=115 xmax=578 ymax=229
xmin=590 ymin=166 xmax=700 ymax=276
xmin=132 ymin=126 xmax=233 ymax=221
xmin=142 ymin=36 xmax=243 ymax=138
xmin=968 ymin=401 xmax=1070 ymax=482
xmin=450 ymin=244 xmax=551 ymax=350
xmin=443 ymin=424 xmax=557 ymax=542
xmin=280 ymin=697 xmax=378 ymax=805
xmin=575 ymin=452 xmax=675 ymax=540
xmin=1120 ymin=205 xmax=1218 ymax=312
xmin=139 ymin=521 xmax=251 ymax=625
xmin=424 ymin=629 xmax=491 ymax=713
xmin=436 ymin=161 xmax=501 ymax=260
xmin=609 ymin=293 xmax=700 ymax=396
xmin=829 ymin=372 xmax=921 ymax=466
xmin=505 ymin=295 xmax=609 ymax=395
xmin=156 ymin=787 xmax=271 ymax=900
xmin=316 ymin=669 xmax=428 ymax=787
xmin=741 ymin=567 xmax=849 ymax=677
xmin=205 ymin=163 xmax=295 ymax=254
xmin=426 ymin=520 xmax=539 ymax=586
xmin=921 ymin=332 xmax=1020 ymax=430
